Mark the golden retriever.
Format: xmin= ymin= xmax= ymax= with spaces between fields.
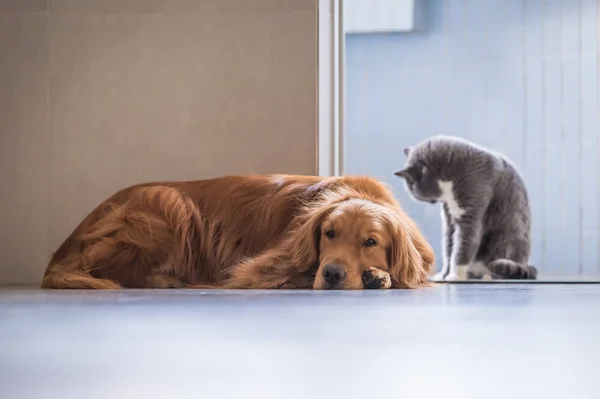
xmin=41 ymin=174 xmax=435 ymax=290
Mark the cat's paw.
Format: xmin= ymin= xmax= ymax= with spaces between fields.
xmin=362 ymin=267 xmax=392 ymax=289
xmin=431 ymin=272 xmax=447 ymax=282
xmin=445 ymin=265 xmax=468 ymax=281
xmin=444 ymin=273 xmax=462 ymax=281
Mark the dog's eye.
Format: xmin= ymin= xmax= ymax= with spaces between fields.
xmin=325 ymin=230 xmax=336 ymax=239
xmin=364 ymin=238 xmax=377 ymax=247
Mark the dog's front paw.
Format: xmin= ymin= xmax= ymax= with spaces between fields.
xmin=362 ymin=267 xmax=391 ymax=289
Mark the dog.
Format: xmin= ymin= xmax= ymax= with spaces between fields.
xmin=41 ymin=174 xmax=435 ymax=290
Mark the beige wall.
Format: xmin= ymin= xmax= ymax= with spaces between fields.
xmin=0 ymin=0 xmax=318 ymax=285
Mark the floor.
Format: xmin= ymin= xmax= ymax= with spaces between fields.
xmin=1 ymin=284 xmax=599 ymax=399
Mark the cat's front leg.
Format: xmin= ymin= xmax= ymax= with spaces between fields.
xmin=432 ymin=204 xmax=455 ymax=282
xmin=446 ymin=215 xmax=482 ymax=281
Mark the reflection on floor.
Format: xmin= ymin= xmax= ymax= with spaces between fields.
xmin=1 ymin=284 xmax=599 ymax=399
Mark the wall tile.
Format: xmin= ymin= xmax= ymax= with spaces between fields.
xmin=0 ymin=0 xmax=46 ymax=13
xmin=48 ymin=9 xmax=316 ymax=249
xmin=50 ymin=0 xmax=314 ymax=13
xmin=0 ymin=15 xmax=49 ymax=284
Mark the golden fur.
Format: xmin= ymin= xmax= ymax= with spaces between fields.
xmin=41 ymin=174 xmax=435 ymax=290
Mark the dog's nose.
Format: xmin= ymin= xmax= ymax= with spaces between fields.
xmin=323 ymin=264 xmax=346 ymax=287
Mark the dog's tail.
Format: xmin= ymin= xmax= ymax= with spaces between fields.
xmin=41 ymin=227 xmax=123 ymax=289
xmin=41 ymin=264 xmax=122 ymax=289
xmin=487 ymin=259 xmax=538 ymax=280
xmin=185 ymin=283 xmax=220 ymax=289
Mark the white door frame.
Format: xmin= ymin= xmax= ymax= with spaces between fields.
xmin=318 ymin=0 xmax=345 ymax=177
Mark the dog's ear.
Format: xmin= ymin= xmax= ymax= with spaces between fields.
xmin=404 ymin=147 xmax=412 ymax=157
xmin=222 ymin=203 xmax=334 ymax=289
xmin=386 ymin=209 xmax=435 ymax=288
xmin=284 ymin=203 xmax=334 ymax=269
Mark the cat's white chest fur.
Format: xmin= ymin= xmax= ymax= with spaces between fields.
xmin=432 ymin=180 xmax=468 ymax=282
xmin=437 ymin=180 xmax=465 ymax=220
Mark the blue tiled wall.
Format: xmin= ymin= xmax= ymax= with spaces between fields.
xmin=345 ymin=0 xmax=600 ymax=277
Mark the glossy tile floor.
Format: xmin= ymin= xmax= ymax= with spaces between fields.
xmin=1 ymin=284 xmax=599 ymax=399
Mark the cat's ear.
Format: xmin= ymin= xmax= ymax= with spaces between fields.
xmin=404 ymin=147 xmax=412 ymax=157
xmin=394 ymin=168 xmax=408 ymax=179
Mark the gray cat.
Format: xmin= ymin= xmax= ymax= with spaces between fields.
xmin=394 ymin=135 xmax=537 ymax=281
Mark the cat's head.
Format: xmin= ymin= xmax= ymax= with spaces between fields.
xmin=394 ymin=137 xmax=462 ymax=203
xmin=395 ymin=135 xmax=492 ymax=203
xmin=394 ymin=146 xmax=442 ymax=203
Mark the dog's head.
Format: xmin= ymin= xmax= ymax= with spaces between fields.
xmin=288 ymin=192 xmax=432 ymax=290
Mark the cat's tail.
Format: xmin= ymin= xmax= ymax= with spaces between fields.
xmin=487 ymin=259 xmax=537 ymax=280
